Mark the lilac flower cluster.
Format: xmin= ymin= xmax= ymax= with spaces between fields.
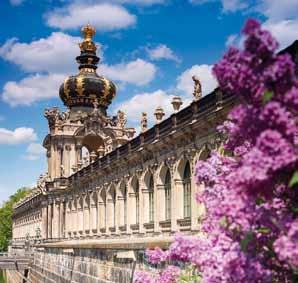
xmin=134 ymin=19 xmax=298 ymax=283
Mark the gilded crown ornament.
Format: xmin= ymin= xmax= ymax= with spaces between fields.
xmin=59 ymin=24 xmax=116 ymax=113
xmin=79 ymin=24 xmax=97 ymax=53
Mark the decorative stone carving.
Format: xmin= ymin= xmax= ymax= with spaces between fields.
xmin=60 ymin=165 xmax=65 ymax=177
xmin=154 ymin=106 xmax=165 ymax=123
xmin=141 ymin=112 xmax=148 ymax=133
xmin=171 ymin=96 xmax=183 ymax=112
xmin=44 ymin=108 xmax=60 ymax=129
xmin=192 ymin=75 xmax=202 ymax=100
xmin=37 ymin=173 xmax=48 ymax=195
xmin=90 ymin=151 xmax=97 ymax=162
xmin=116 ymin=110 xmax=127 ymax=129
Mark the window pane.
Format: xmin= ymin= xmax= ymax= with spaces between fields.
xmin=149 ymin=176 xmax=154 ymax=222
xmin=183 ymin=162 xmax=191 ymax=218
xmin=165 ymin=169 xmax=171 ymax=220
xmin=135 ymin=180 xmax=139 ymax=224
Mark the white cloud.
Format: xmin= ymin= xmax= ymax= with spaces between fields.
xmin=113 ymin=90 xmax=178 ymax=125
xmin=0 ymin=127 xmax=37 ymax=145
xmin=223 ymin=0 xmax=298 ymax=52
xmin=257 ymin=0 xmax=298 ymax=21
xmin=101 ymin=59 xmax=157 ymax=86
xmin=1 ymin=58 xmax=156 ymax=106
xmin=225 ymin=34 xmax=237 ymax=47
xmin=9 ymin=0 xmax=24 ymax=5
xmin=225 ymin=19 xmax=298 ymax=51
xmin=263 ymin=20 xmax=298 ymax=50
xmin=2 ymin=73 xmax=65 ymax=106
xmin=114 ymin=65 xmax=218 ymax=129
xmin=147 ymin=44 xmax=180 ymax=62
xmin=177 ymin=64 xmax=218 ymax=96
xmin=109 ymin=0 xmax=166 ymax=4
xmin=46 ymin=3 xmax=136 ymax=31
xmin=189 ymin=0 xmax=247 ymax=12
xmin=0 ymin=32 xmax=82 ymax=74
xmin=24 ymin=143 xmax=46 ymax=160
xmin=220 ymin=0 xmax=247 ymax=12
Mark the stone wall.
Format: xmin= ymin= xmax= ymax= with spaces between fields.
xmin=29 ymin=248 xmax=140 ymax=283
xmin=6 ymin=270 xmax=28 ymax=283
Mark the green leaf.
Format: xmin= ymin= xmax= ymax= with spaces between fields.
xmin=219 ymin=216 xmax=228 ymax=228
xmin=289 ymin=171 xmax=298 ymax=188
xmin=262 ymin=90 xmax=274 ymax=104
xmin=257 ymin=227 xmax=271 ymax=234
xmin=240 ymin=231 xmax=254 ymax=252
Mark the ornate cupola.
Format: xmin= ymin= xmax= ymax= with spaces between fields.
xmin=59 ymin=24 xmax=116 ymax=114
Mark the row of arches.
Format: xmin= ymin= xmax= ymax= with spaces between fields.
xmin=62 ymin=159 xmax=196 ymax=237
xmin=40 ymin=146 xmax=212 ymax=239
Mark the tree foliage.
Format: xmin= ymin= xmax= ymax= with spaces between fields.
xmin=0 ymin=188 xmax=30 ymax=252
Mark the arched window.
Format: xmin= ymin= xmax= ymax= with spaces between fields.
xmin=165 ymin=169 xmax=171 ymax=220
xmin=81 ymin=146 xmax=90 ymax=165
xmin=134 ymin=180 xmax=140 ymax=224
xmin=183 ymin=162 xmax=191 ymax=218
xmin=148 ymin=175 xmax=154 ymax=222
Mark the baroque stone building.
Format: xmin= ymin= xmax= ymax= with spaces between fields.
xmin=11 ymin=26 xmax=298 ymax=283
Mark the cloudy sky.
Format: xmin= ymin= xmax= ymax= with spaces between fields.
xmin=0 ymin=0 xmax=297 ymax=204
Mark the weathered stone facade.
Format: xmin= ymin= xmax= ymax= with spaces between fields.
xmin=10 ymin=24 xmax=237 ymax=283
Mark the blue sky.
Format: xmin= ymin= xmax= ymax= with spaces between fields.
xmin=0 ymin=0 xmax=297 ymax=204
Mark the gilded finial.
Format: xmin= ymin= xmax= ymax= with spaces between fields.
xmin=79 ymin=24 xmax=97 ymax=53
xmin=81 ymin=24 xmax=96 ymax=40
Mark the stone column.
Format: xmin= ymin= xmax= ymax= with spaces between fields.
xmin=83 ymin=195 xmax=90 ymax=235
xmin=138 ymin=182 xmax=145 ymax=234
xmin=142 ymin=190 xmax=150 ymax=224
xmin=97 ymin=191 xmax=101 ymax=234
xmin=155 ymin=184 xmax=165 ymax=233
xmin=50 ymin=144 xmax=55 ymax=179
xmin=106 ymin=198 xmax=115 ymax=234
xmin=55 ymin=144 xmax=62 ymax=178
xmin=90 ymin=200 xmax=97 ymax=234
xmin=75 ymin=143 xmax=82 ymax=168
xmin=172 ymin=179 xmax=184 ymax=231
xmin=78 ymin=198 xmax=84 ymax=236
xmin=69 ymin=144 xmax=77 ymax=175
xmin=64 ymin=200 xmax=70 ymax=238
xmin=47 ymin=201 xmax=53 ymax=239
xmin=52 ymin=200 xmax=60 ymax=239
xmin=64 ymin=144 xmax=71 ymax=177
xmin=127 ymin=191 xmax=136 ymax=232
xmin=71 ymin=199 xmax=77 ymax=237
xmin=116 ymin=196 xmax=125 ymax=228
xmin=59 ymin=201 xmax=65 ymax=238
xmin=41 ymin=201 xmax=48 ymax=239
xmin=98 ymin=201 xmax=106 ymax=233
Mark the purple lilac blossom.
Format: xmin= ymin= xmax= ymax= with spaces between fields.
xmin=134 ymin=18 xmax=298 ymax=283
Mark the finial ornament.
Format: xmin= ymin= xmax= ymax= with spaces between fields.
xmin=79 ymin=24 xmax=97 ymax=53
xmin=117 ymin=110 xmax=127 ymax=129
xmin=81 ymin=24 xmax=96 ymax=40
xmin=141 ymin=112 xmax=148 ymax=132
xmin=171 ymin=96 xmax=183 ymax=112
xmin=192 ymin=75 xmax=202 ymax=100
xmin=154 ymin=106 xmax=165 ymax=124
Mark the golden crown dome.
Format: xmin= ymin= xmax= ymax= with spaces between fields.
xmin=59 ymin=24 xmax=116 ymax=113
